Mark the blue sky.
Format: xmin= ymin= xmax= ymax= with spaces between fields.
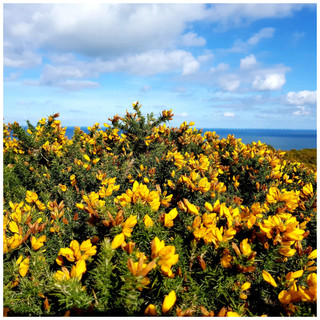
xmin=3 ymin=3 xmax=317 ymax=129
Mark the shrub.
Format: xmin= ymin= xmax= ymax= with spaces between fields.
xmin=3 ymin=102 xmax=317 ymax=316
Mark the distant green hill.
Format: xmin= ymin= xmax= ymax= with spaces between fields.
xmin=283 ymin=148 xmax=317 ymax=171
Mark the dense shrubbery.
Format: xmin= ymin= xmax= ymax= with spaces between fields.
xmin=3 ymin=102 xmax=317 ymax=316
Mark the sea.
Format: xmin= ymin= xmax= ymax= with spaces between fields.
xmin=65 ymin=127 xmax=317 ymax=151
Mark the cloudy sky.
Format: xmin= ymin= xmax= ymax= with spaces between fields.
xmin=3 ymin=3 xmax=317 ymax=129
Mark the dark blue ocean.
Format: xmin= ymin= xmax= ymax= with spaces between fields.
xmin=65 ymin=127 xmax=316 ymax=151
xmin=203 ymin=128 xmax=317 ymax=151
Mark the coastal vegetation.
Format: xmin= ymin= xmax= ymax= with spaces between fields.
xmin=283 ymin=149 xmax=317 ymax=171
xmin=3 ymin=102 xmax=317 ymax=316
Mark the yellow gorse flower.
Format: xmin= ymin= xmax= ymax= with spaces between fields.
xmin=279 ymin=246 xmax=297 ymax=257
xmin=57 ymin=239 xmax=97 ymax=263
xmin=116 ymin=181 xmax=161 ymax=211
xmin=55 ymin=240 xmax=95 ymax=280
xmin=226 ymin=311 xmax=241 ymax=317
xmin=241 ymin=282 xmax=251 ymax=291
xmin=83 ymin=154 xmax=91 ymax=162
xmin=266 ymin=187 xmax=300 ymax=212
xmin=259 ymin=213 xmax=306 ymax=244
xmin=278 ymin=290 xmax=292 ymax=304
xmin=151 ymin=237 xmax=179 ymax=277
xmin=7 ymin=233 xmax=23 ymax=251
xmin=145 ymin=304 xmax=157 ymax=316
xmin=18 ymin=257 xmax=30 ymax=277
xmin=57 ymin=247 xmax=75 ymax=263
xmin=80 ymin=239 xmax=97 ymax=259
xmin=127 ymin=254 xmax=156 ymax=291
xmin=162 ymin=290 xmax=176 ymax=313
xmin=122 ymin=215 xmax=137 ymax=237
xmin=143 ymin=214 xmax=154 ymax=228
xmin=71 ymin=259 xmax=87 ymax=279
xmin=164 ymin=208 xmax=178 ymax=227
xmin=286 ymin=270 xmax=304 ymax=282
xmin=166 ymin=150 xmax=186 ymax=170
xmin=308 ymin=249 xmax=317 ymax=260
xmin=262 ymin=270 xmax=277 ymax=287
xmin=221 ymin=253 xmax=232 ymax=268
xmin=111 ymin=215 xmax=137 ymax=249
xmin=301 ymin=182 xmax=313 ymax=197
xmin=59 ymin=184 xmax=67 ymax=192
xmin=111 ymin=233 xmax=125 ymax=250
xmin=31 ymin=235 xmax=46 ymax=251
xmin=240 ymin=238 xmax=252 ymax=256
xmin=54 ymin=266 xmax=71 ymax=281
xmin=9 ymin=221 xmax=20 ymax=234
xmin=25 ymin=191 xmax=38 ymax=204
xmin=184 ymin=200 xmax=199 ymax=215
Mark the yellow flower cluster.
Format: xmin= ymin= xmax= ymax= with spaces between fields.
xmin=266 ymin=186 xmax=300 ymax=212
xmin=111 ymin=215 xmax=137 ymax=249
xmin=263 ymin=250 xmax=317 ymax=314
xmin=127 ymin=254 xmax=156 ymax=291
xmin=47 ymin=200 xmax=66 ymax=233
xmin=25 ymin=190 xmax=46 ymax=211
xmin=3 ymin=123 xmax=25 ymax=154
xmin=151 ymin=237 xmax=179 ymax=278
xmin=3 ymin=195 xmax=47 ymax=253
xmin=55 ymin=239 xmax=97 ymax=280
xmin=75 ymin=178 xmax=120 ymax=213
xmin=115 ymin=181 xmax=164 ymax=212
xmin=192 ymin=200 xmax=238 ymax=247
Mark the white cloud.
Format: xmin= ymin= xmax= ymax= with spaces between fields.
xmin=228 ymin=39 xmax=247 ymax=53
xmin=40 ymin=63 xmax=94 ymax=85
xmin=182 ymin=60 xmax=201 ymax=76
xmin=228 ymin=27 xmax=275 ymax=53
xmin=224 ymin=112 xmax=235 ymax=117
xmin=4 ymin=4 xmax=307 ymax=66
xmin=3 ymin=42 xmax=42 ymax=68
xmin=252 ymin=73 xmax=286 ymax=91
xmin=209 ymin=59 xmax=290 ymax=93
xmin=285 ymin=90 xmax=316 ymax=105
xmin=181 ymin=32 xmax=206 ymax=46
xmin=293 ymin=106 xmax=311 ymax=116
xmin=4 ymin=71 xmax=21 ymax=81
xmin=176 ymin=112 xmax=188 ymax=117
xmin=240 ymin=54 xmax=258 ymax=69
xmin=198 ymin=51 xmax=214 ymax=63
xmin=107 ymin=50 xmax=200 ymax=76
xmin=33 ymin=49 xmax=201 ymax=89
xmin=208 ymin=4 xmax=305 ymax=29
xmin=247 ymin=27 xmax=275 ymax=45
xmin=4 ymin=3 xmax=211 ymax=84
xmin=218 ymin=74 xmax=240 ymax=92
xmin=211 ymin=63 xmax=229 ymax=73
xmin=25 ymin=76 xmax=100 ymax=91
xmin=35 ymin=58 xmax=101 ymax=89
xmin=4 ymin=3 xmax=208 ymax=60
xmin=3 ymin=3 xmax=311 ymax=96
xmin=57 ymin=80 xmax=100 ymax=91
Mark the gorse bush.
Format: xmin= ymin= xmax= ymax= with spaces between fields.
xmin=3 ymin=102 xmax=317 ymax=316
